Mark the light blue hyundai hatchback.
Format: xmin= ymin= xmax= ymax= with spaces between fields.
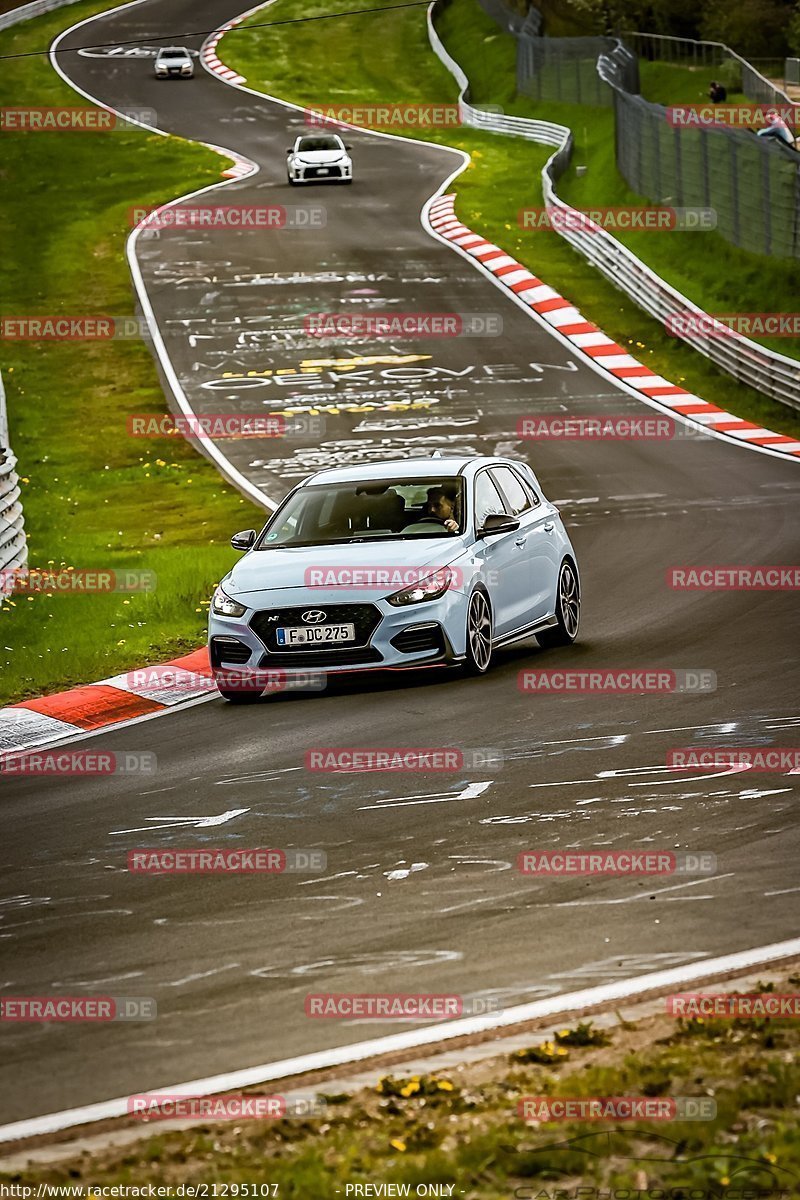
xmin=208 ymin=455 xmax=580 ymax=700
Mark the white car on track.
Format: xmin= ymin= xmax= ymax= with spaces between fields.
xmin=209 ymin=455 xmax=580 ymax=701
xmin=286 ymin=133 xmax=353 ymax=185
xmin=154 ymin=46 xmax=194 ymax=79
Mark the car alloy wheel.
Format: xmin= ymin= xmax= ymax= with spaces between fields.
xmin=464 ymin=589 xmax=493 ymax=674
xmin=536 ymin=560 xmax=580 ymax=649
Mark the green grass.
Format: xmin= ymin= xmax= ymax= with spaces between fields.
xmin=225 ymin=0 xmax=800 ymax=442
xmin=637 ymin=60 xmax=741 ymax=106
xmin=0 ymin=0 xmax=265 ymax=705
xmin=8 ymin=975 xmax=799 ymax=1193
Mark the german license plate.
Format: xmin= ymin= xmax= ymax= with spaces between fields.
xmin=276 ymin=623 xmax=355 ymax=646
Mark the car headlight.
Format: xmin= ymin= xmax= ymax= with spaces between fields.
xmin=212 ymin=586 xmax=247 ymax=617
xmin=386 ymin=567 xmax=452 ymax=607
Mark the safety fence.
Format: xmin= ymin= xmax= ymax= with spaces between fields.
xmin=512 ymin=19 xmax=800 ymax=258
xmin=0 ymin=0 xmax=83 ymax=31
xmin=613 ymin=33 xmax=799 ymax=259
xmin=428 ymin=0 xmax=800 ymax=411
xmin=626 ymin=33 xmax=792 ymax=112
xmin=0 ymin=373 xmax=27 ymax=604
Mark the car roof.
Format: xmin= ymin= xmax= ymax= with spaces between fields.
xmin=302 ymin=456 xmax=508 ymax=486
xmin=159 ymin=45 xmax=190 ymax=53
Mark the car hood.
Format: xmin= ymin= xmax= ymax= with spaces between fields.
xmin=226 ymin=539 xmax=467 ymax=599
xmin=295 ymin=149 xmax=345 ymax=164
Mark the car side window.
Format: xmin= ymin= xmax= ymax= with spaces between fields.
xmin=474 ymin=471 xmax=507 ymax=530
xmin=491 ymin=466 xmax=538 ymax=515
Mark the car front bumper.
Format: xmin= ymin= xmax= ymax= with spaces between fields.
xmin=288 ymin=162 xmax=352 ymax=183
xmin=208 ymin=587 xmax=469 ymax=681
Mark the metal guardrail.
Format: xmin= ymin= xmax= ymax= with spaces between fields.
xmin=0 ymin=0 xmax=83 ymax=31
xmin=0 ymin=373 xmax=27 ymax=604
xmin=428 ymin=0 xmax=800 ymax=412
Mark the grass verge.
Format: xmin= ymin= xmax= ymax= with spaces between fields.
xmin=6 ymin=971 xmax=799 ymax=1193
xmin=225 ymin=0 xmax=800 ymax=441
xmin=0 ymin=1 xmax=264 ymax=706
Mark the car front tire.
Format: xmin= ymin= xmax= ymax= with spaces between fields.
xmin=463 ymin=589 xmax=493 ymax=675
xmin=536 ymin=559 xmax=580 ymax=649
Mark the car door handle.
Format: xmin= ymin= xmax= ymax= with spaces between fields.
xmin=543 ymin=521 xmax=555 ymax=533
xmin=515 ymin=536 xmax=527 ymax=547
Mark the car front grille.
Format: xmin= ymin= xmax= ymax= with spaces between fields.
xmin=390 ymin=624 xmax=445 ymax=656
xmin=303 ymin=165 xmax=342 ymax=179
xmin=250 ymin=603 xmax=382 ymax=654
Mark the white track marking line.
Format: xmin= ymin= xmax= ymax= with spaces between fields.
xmin=2 ymin=936 xmax=799 ymax=1144
xmin=49 ymin=3 xmax=276 ymax=512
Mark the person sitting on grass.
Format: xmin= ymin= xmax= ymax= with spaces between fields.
xmin=708 ymin=80 xmax=727 ymax=103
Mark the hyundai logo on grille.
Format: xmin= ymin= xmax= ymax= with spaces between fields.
xmin=301 ymin=610 xmax=327 ymax=624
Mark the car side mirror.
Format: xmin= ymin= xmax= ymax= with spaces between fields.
xmin=345 ymin=144 xmax=353 ymax=150
xmin=286 ymin=147 xmax=293 ymax=153
xmin=230 ymin=529 xmax=256 ymax=551
xmin=477 ymin=512 xmax=519 ymax=538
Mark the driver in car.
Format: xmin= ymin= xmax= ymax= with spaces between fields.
xmin=423 ymin=485 xmax=459 ymax=533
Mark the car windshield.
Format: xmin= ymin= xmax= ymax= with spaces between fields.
xmin=297 ymin=137 xmax=341 ymax=152
xmin=160 ymin=49 xmax=187 ymax=58
xmin=257 ymin=477 xmax=465 ymax=548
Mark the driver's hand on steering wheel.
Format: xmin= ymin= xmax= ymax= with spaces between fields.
xmin=443 ymin=518 xmax=458 ymax=533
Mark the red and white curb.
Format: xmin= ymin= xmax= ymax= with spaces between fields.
xmin=0 ymin=648 xmax=215 ymax=757
xmin=212 ymin=147 xmax=253 ymax=180
xmin=200 ymin=17 xmax=253 ymax=177
xmin=428 ymin=194 xmax=800 ymax=459
xmin=201 ymin=15 xmax=247 ymax=86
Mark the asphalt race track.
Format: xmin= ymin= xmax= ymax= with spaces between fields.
xmin=1 ymin=0 xmax=799 ymax=1127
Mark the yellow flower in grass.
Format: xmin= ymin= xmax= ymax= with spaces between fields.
xmin=390 ymin=1138 xmax=407 ymax=1152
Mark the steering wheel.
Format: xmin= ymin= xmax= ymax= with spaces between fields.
xmin=414 ymin=516 xmax=446 ymax=526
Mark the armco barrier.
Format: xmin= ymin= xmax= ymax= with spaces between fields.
xmin=0 ymin=373 xmax=27 ymax=604
xmin=0 ymin=0 xmax=83 ymax=31
xmin=428 ymin=0 xmax=800 ymax=412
